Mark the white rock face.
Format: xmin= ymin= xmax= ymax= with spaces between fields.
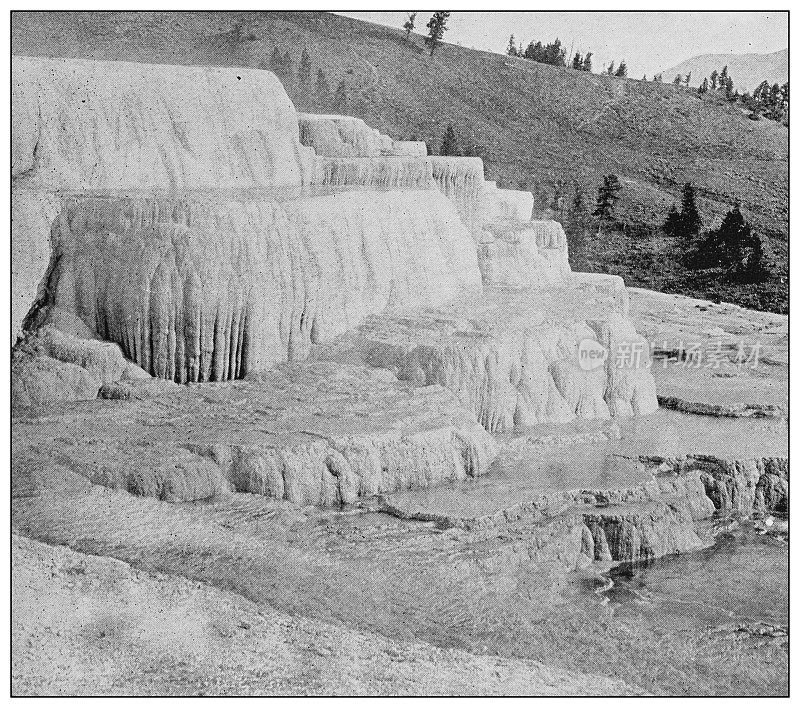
xmin=11 ymin=56 xmax=318 ymax=340
xmin=481 ymin=182 xmax=534 ymax=224
xmin=479 ymin=221 xmax=571 ymax=287
xmin=316 ymin=280 xmax=658 ymax=433
xmin=45 ymin=191 xmax=480 ymax=380
xmin=314 ymin=157 xmax=433 ymax=190
xmin=430 ymin=157 xmax=487 ymax=232
xmin=12 ymin=190 xmax=60 ymax=343
xmin=295 ymin=117 xmax=569 ymax=295
xmin=429 ymin=158 xmax=535 ymax=234
xmin=12 ymin=325 xmax=150 ymax=408
xmin=13 ymin=56 xmax=315 ymax=190
xmin=11 ymin=57 xmax=480 ymax=354
xmin=298 ymin=114 xmax=427 ymax=157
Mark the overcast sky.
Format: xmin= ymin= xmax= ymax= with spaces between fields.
xmin=339 ymin=12 xmax=788 ymax=79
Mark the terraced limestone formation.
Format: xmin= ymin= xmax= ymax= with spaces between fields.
xmin=11 ymin=55 xmax=663 ymax=502
xmin=11 ymin=53 xmax=788 ymax=697
xmin=9 ymin=56 xmax=783 ymax=533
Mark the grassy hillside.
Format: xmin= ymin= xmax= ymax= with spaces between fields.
xmin=12 ymin=11 xmax=788 ymax=312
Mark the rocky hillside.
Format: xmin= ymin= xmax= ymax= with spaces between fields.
xmin=662 ymin=48 xmax=788 ymax=93
xmin=12 ymin=11 xmax=788 ymax=311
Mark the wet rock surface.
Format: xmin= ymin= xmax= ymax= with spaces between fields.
xmin=12 ymin=460 xmax=787 ymax=696
xmin=13 ymin=362 xmax=496 ymax=506
xmin=629 ymin=287 xmax=788 ymax=418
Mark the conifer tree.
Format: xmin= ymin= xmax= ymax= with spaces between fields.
xmin=572 ymin=52 xmax=583 ymax=70
xmin=440 ymin=123 xmax=460 ymax=156
xmin=699 ymin=202 xmax=755 ymax=271
xmin=425 ymin=11 xmax=450 ymax=57
xmin=593 ymin=174 xmax=622 ymax=222
xmin=724 ymin=76 xmax=734 ymax=98
xmin=524 ymin=41 xmax=543 ymax=61
xmin=710 ymin=69 xmax=718 ymax=90
xmin=507 ymin=34 xmax=517 ymax=56
xmin=663 ymin=183 xmax=703 ymax=265
xmin=582 ymin=52 xmax=593 ymax=72
xmin=315 ymin=68 xmax=330 ymax=105
xmin=332 ymin=80 xmax=348 ymax=113
xmin=404 ymin=12 xmax=417 ymax=42
xmin=607 ymin=61 xmax=615 ymax=76
xmin=680 ymin=183 xmax=702 ymax=237
xmin=544 ymin=38 xmax=566 ymax=66
xmin=662 ymin=204 xmax=682 ymax=239
xmin=298 ymin=48 xmax=312 ymax=95
xmin=615 ymin=61 xmax=627 ymax=78
xmin=741 ymin=234 xmax=768 ymax=281
xmin=570 ymin=183 xmax=588 ymax=221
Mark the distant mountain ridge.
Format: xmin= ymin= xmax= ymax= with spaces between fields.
xmin=662 ymin=48 xmax=787 ymax=92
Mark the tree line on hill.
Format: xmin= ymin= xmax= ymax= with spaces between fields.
xmin=693 ymin=65 xmax=787 ymax=124
xmin=434 ymin=127 xmax=768 ymax=288
xmin=695 ymin=64 xmax=734 ymax=96
xmin=506 ymin=34 xmax=637 ymax=77
xmin=744 ymin=80 xmax=789 ymax=123
xmin=416 ymin=123 xmax=486 ymax=158
xmin=502 ymin=33 xmax=788 ymax=125
xmin=563 ymin=174 xmax=768 ymax=283
xmin=662 ymin=184 xmax=767 ymax=279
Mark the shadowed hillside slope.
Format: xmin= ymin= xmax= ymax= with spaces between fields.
xmin=12 ymin=11 xmax=788 ymax=311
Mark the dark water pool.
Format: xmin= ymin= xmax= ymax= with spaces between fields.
xmin=602 ymin=523 xmax=787 ymax=630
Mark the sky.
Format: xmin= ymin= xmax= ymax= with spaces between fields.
xmin=338 ymin=12 xmax=788 ymax=79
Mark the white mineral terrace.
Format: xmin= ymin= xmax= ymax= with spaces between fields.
xmin=12 ymin=55 xmax=665 ymax=505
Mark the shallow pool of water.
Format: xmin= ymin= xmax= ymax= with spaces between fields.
xmin=602 ymin=523 xmax=787 ymax=630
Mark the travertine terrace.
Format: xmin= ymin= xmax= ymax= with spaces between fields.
xmin=12 ymin=55 xmax=664 ymax=505
xmin=10 ymin=48 xmax=789 ymax=699
xmin=11 ymin=53 xmax=786 ymax=552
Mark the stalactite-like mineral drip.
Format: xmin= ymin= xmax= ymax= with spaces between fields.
xmin=46 ymin=191 xmax=481 ymax=381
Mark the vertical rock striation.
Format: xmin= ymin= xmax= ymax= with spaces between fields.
xmin=314 ymin=157 xmax=433 ymax=191
xmin=46 ymin=191 xmax=480 ymax=380
xmin=11 ymin=56 xmax=317 ymax=340
xmin=429 ymin=157 xmax=487 ymax=233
